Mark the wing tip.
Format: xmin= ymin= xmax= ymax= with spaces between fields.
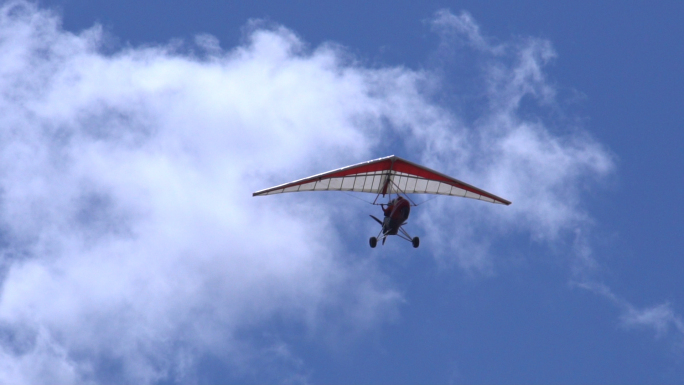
xmin=496 ymin=198 xmax=512 ymax=206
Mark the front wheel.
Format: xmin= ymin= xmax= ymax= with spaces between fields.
xmin=369 ymin=237 xmax=378 ymax=248
xmin=412 ymin=237 xmax=420 ymax=248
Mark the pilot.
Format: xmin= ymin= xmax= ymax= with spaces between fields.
xmin=382 ymin=198 xmax=395 ymax=217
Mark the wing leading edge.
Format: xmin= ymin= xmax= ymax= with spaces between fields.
xmin=252 ymin=155 xmax=511 ymax=205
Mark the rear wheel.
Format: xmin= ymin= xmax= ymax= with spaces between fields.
xmin=412 ymin=237 xmax=420 ymax=248
xmin=369 ymin=237 xmax=378 ymax=248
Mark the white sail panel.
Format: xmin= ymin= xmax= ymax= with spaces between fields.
xmin=437 ymin=183 xmax=451 ymax=195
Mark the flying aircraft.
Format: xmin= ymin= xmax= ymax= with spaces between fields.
xmin=253 ymin=155 xmax=511 ymax=248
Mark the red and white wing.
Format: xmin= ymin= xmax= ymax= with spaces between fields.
xmin=253 ymin=155 xmax=511 ymax=205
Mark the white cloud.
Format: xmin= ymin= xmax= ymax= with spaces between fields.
xmin=413 ymin=11 xmax=613 ymax=271
xmin=622 ymin=303 xmax=684 ymax=338
xmin=0 ymin=2 xmax=406 ymax=383
xmin=577 ymin=282 xmax=684 ymax=342
xmin=427 ymin=11 xmax=684 ymax=353
xmin=431 ymin=10 xmax=499 ymax=54
xmin=0 ymin=2 xmax=624 ymax=383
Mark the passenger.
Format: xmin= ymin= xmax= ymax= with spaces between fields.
xmin=395 ymin=196 xmax=409 ymax=220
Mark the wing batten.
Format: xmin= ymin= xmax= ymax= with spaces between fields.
xmin=253 ymin=155 xmax=511 ymax=205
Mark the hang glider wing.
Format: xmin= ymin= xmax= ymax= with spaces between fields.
xmin=252 ymin=155 xmax=511 ymax=205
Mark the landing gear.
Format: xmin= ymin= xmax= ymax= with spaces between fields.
xmin=369 ymin=237 xmax=378 ymax=248
xmin=412 ymin=237 xmax=420 ymax=248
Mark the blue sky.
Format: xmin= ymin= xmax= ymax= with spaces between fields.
xmin=0 ymin=1 xmax=681 ymax=383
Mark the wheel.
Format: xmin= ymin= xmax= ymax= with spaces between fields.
xmin=412 ymin=237 xmax=420 ymax=248
xmin=369 ymin=237 xmax=377 ymax=248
